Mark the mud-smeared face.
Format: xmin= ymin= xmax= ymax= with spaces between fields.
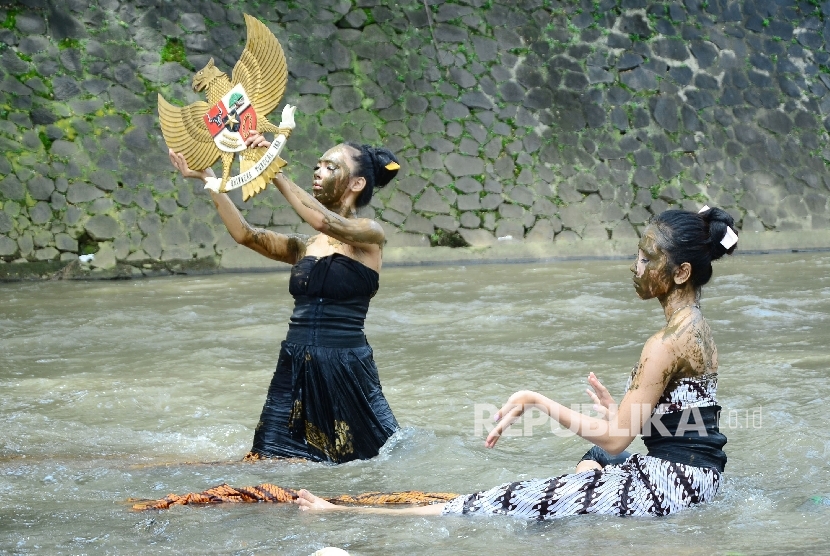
xmin=630 ymin=226 xmax=674 ymax=300
xmin=312 ymin=144 xmax=358 ymax=207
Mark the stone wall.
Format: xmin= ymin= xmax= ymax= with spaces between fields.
xmin=1 ymin=0 xmax=830 ymax=279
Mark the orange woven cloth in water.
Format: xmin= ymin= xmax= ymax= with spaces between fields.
xmin=131 ymin=483 xmax=458 ymax=511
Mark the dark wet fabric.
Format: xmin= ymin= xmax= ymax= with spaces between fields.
xmin=580 ymin=405 xmax=727 ymax=473
xmin=249 ymin=254 xmax=398 ymax=463
xmin=580 ymin=445 xmax=632 ymax=467
xmin=642 ymin=405 xmax=727 ymax=472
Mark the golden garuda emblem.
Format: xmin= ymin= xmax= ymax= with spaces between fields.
xmin=158 ymin=14 xmax=295 ymax=200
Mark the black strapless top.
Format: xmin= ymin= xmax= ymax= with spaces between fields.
xmin=285 ymin=254 xmax=379 ymax=348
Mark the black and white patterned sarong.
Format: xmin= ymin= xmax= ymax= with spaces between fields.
xmin=442 ymin=454 xmax=722 ymax=519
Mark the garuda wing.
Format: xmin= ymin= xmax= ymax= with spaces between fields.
xmin=231 ymin=14 xmax=288 ymax=119
xmin=157 ymin=95 xmax=221 ymax=171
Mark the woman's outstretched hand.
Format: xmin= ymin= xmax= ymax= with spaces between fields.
xmin=168 ymin=149 xmax=211 ymax=181
xmin=586 ymin=372 xmax=617 ymax=420
xmin=485 ymin=390 xmax=538 ymax=449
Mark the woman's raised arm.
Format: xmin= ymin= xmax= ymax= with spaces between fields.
xmin=168 ymin=149 xmax=309 ymax=264
xmin=486 ymin=334 xmax=676 ymax=455
xmin=272 ymin=172 xmax=384 ymax=251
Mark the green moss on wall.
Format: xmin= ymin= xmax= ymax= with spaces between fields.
xmin=161 ymin=38 xmax=193 ymax=70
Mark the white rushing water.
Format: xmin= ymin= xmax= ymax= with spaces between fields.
xmin=1 ymin=253 xmax=829 ymax=554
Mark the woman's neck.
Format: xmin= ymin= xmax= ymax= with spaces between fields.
xmin=660 ymin=286 xmax=698 ymax=322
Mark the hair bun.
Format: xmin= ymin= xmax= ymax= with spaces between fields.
xmin=699 ymin=206 xmax=737 ymax=260
xmin=344 ymin=142 xmax=400 ymax=208
xmin=370 ymin=147 xmax=399 ymax=188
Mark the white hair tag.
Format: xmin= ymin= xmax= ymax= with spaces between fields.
xmin=721 ymin=226 xmax=738 ymax=249
xmin=698 ymin=205 xmax=710 ymax=213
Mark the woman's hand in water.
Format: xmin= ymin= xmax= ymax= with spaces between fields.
xmin=485 ymin=390 xmax=540 ymax=448
xmin=585 ymin=372 xmax=617 ymax=421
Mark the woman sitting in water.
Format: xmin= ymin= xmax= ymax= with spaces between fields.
xmin=296 ymin=207 xmax=736 ymax=518
xmin=169 ymin=133 xmax=400 ymax=463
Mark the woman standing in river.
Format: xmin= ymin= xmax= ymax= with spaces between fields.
xmin=296 ymin=207 xmax=737 ymax=517
xmin=169 ymin=133 xmax=400 ymax=463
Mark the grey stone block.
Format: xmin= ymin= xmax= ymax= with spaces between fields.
xmin=758 ymin=111 xmax=792 ymax=135
xmin=627 ymin=205 xmax=652 ymax=225
xmin=85 ymin=215 xmax=120 ymax=241
xmin=632 ymin=167 xmax=659 ymax=189
xmin=156 ymin=197 xmax=178 ymax=217
xmin=445 ymin=154 xmax=484 ymax=177
xmin=431 ymin=215 xmax=459 ymax=232
xmin=140 ymin=232 xmax=162 ymax=259
xmin=396 ymin=176 xmax=426 ymax=197
xmin=797 ymin=31 xmax=822 ymax=50
xmin=66 ymin=183 xmax=105 ymax=204
xmin=499 ymin=81 xmax=525 ymax=103
xmin=385 ymin=191 xmax=413 ymax=216
xmin=617 ymin=53 xmax=644 ymax=71
xmin=0 ymin=175 xmax=25 ymax=201
xmin=29 ymin=202 xmax=52 ymax=225
xmin=458 ymin=228 xmax=496 ymax=246
xmin=419 ymin=151 xmax=443 ymax=171
xmin=456 ymin=194 xmax=481 ymax=211
xmin=523 ymin=87 xmax=553 ymax=109
xmin=434 ymin=23 xmax=468 ymax=43
xmin=55 ymin=233 xmax=79 ymax=252
xmin=0 ymin=212 xmax=12 ymax=235
xmin=495 ymin=220 xmax=524 ymax=240
xmin=87 ymin=170 xmax=117 ymax=192
xmin=472 ymin=36 xmax=499 ymax=62
xmin=498 ymin=203 xmax=524 ymax=220
xmin=331 ymin=87 xmax=362 ymax=114
xmin=33 ymin=229 xmax=52 ymax=248
xmin=459 ymin=211 xmax=480 ymax=228
xmin=459 ymin=91 xmax=493 ymax=110
xmin=652 ymin=38 xmax=689 ymax=62
xmin=620 ymin=67 xmax=657 ymax=91
xmin=133 ymin=189 xmax=155 ymax=212
xmin=18 ymin=36 xmax=50 ymax=56
xmin=405 ymin=95 xmax=429 ymax=115
xmin=429 ymin=137 xmax=455 ymax=154
xmin=33 ymin=247 xmax=58 ymax=261
xmin=17 ymin=233 xmax=34 ymax=257
xmin=0 ymin=28 xmax=15 ymax=46
xmin=685 ymin=90 xmax=716 ymax=110
xmin=160 ymin=219 xmax=189 ymax=248
xmin=459 ymin=138 xmax=480 ymax=156
xmin=507 ymin=186 xmax=533 ymax=206
xmin=108 ymin=85 xmax=146 ymax=112
xmin=494 ymin=27 xmax=523 ymax=50
xmin=0 ymin=51 xmax=29 ymax=75
xmin=381 ymin=209 xmax=406 ymax=226
xmin=1 ymin=76 xmax=32 ymax=96
xmin=454 ymin=177 xmax=482 ymax=194
xmin=414 ymin=188 xmax=451 ymax=214
xmin=402 ymin=213 xmax=434 ymax=234
xmin=652 ymin=97 xmax=679 ymax=132
xmin=526 ymin=218 xmax=561 ymax=243
xmin=0 ymin=235 xmax=19 ymax=257
xmin=52 ymin=75 xmax=82 ymax=100
xmin=480 ymin=193 xmax=502 ymax=210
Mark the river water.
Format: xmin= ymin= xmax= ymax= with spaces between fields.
xmin=1 ymin=253 xmax=829 ymax=554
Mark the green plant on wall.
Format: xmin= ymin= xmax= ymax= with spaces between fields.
xmin=1 ymin=7 xmax=19 ymax=30
xmin=58 ymin=38 xmax=82 ymax=50
xmin=161 ymin=38 xmax=194 ymax=70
